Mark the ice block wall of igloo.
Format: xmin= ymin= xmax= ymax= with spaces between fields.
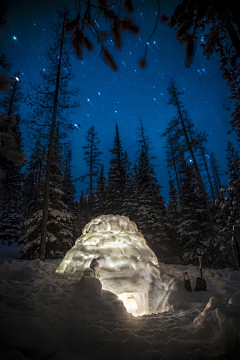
xmin=56 ymin=214 xmax=166 ymax=316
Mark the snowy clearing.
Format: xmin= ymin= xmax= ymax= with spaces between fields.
xmin=0 ymin=244 xmax=240 ymax=360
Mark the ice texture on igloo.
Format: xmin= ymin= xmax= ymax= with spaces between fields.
xmin=56 ymin=214 xmax=167 ymax=315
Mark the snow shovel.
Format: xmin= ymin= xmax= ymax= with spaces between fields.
xmin=194 ymin=256 xmax=207 ymax=291
xmin=183 ymin=271 xmax=192 ymax=292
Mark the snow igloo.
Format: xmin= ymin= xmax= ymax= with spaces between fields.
xmin=56 ymin=214 xmax=167 ymax=316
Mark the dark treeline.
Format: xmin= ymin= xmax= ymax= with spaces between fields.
xmin=1 ymin=5 xmax=240 ymax=269
xmin=0 ymin=77 xmax=240 ymax=268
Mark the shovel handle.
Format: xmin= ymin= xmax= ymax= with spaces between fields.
xmin=198 ymin=256 xmax=202 ymax=267
xmin=198 ymin=256 xmax=203 ymax=278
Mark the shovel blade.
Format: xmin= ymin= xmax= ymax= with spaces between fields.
xmin=195 ymin=277 xmax=207 ymax=291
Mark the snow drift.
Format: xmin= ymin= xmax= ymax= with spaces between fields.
xmin=1 ymin=244 xmax=240 ymax=359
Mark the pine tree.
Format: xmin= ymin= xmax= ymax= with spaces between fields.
xmin=164 ymin=133 xmax=181 ymax=192
xmin=121 ymin=151 xmax=136 ymax=218
xmin=0 ymin=114 xmax=25 ymax=245
xmin=75 ymin=191 xmax=89 ymax=236
xmin=196 ymin=133 xmax=215 ymax=202
xmin=210 ymin=142 xmax=239 ymax=268
xmin=0 ymin=111 xmax=25 ymax=189
xmin=26 ymin=9 xmax=78 ymax=260
xmin=107 ymin=123 xmax=127 ymax=214
xmin=162 ymin=79 xmax=216 ymax=237
xmin=176 ymin=156 xmax=211 ymax=265
xmin=0 ymin=70 xmax=25 ymax=245
xmin=210 ymin=151 xmax=224 ymax=201
xmin=133 ymin=119 xmax=171 ymax=261
xmin=20 ymin=127 xmax=73 ymax=259
xmin=166 ymin=177 xmax=182 ymax=262
xmin=134 ymin=145 xmax=170 ymax=260
xmin=23 ymin=137 xmax=46 ymax=219
xmin=94 ymin=165 xmax=107 ymax=216
xmin=79 ymin=126 xmax=102 ymax=216
xmin=224 ymin=142 xmax=240 ymax=228
xmin=62 ymin=146 xmax=77 ymax=240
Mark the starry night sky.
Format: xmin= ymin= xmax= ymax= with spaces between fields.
xmin=1 ymin=0 xmax=238 ymax=201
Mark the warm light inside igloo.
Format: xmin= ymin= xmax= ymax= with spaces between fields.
xmin=118 ymin=293 xmax=139 ymax=316
xmin=56 ymin=215 xmax=168 ymax=316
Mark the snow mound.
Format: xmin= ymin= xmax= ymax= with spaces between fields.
xmin=1 ymin=244 xmax=240 ymax=359
xmin=73 ymin=274 xmax=131 ymax=319
xmin=56 ymin=214 xmax=168 ymax=315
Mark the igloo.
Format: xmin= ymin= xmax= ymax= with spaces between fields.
xmin=56 ymin=214 xmax=168 ymax=316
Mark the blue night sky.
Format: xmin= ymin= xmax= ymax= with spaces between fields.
xmin=1 ymin=0 xmax=238 ymax=201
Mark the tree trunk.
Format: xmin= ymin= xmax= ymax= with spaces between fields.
xmin=173 ymin=88 xmax=216 ymax=237
xmin=7 ymin=80 xmax=17 ymax=116
xmin=39 ymin=12 xmax=66 ymax=261
xmin=199 ymin=141 xmax=215 ymax=201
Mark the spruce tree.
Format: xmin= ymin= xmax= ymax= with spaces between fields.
xmin=20 ymin=127 xmax=73 ymax=259
xmin=23 ymin=137 xmax=46 ymax=219
xmin=166 ymin=177 xmax=182 ymax=262
xmin=177 ymin=156 xmax=211 ymax=265
xmin=0 ymin=114 xmax=25 ymax=245
xmin=94 ymin=165 xmax=107 ymax=216
xmin=0 ymin=71 xmax=25 ymax=244
xmin=62 ymin=146 xmax=77 ymax=240
xmin=210 ymin=142 xmax=239 ymax=268
xmin=107 ymin=123 xmax=127 ymax=214
xmin=75 ymin=191 xmax=89 ymax=236
xmin=164 ymin=133 xmax=181 ymax=192
xmin=224 ymin=142 xmax=240 ymax=228
xmin=162 ymin=79 xmax=216 ymax=237
xmin=210 ymin=151 xmax=224 ymax=201
xmin=26 ymin=9 xmax=77 ymax=260
xmin=121 ymin=151 xmax=136 ymax=218
xmin=196 ymin=133 xmax=215 ymax=202
xmin=134 ymin=119 xmax=171 ymax=262
xmin=79 ymin=126 xmax=102 ymax=216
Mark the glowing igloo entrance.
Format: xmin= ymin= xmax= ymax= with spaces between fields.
xmin=56 ymin=214 xmax=166 ymax=316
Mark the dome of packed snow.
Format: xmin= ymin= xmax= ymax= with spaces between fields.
xmin=56 ymin=214 xmax=168 ymax=316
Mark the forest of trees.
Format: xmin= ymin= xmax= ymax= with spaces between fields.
xmin=0 ymin=1 xmax=240 ymax=269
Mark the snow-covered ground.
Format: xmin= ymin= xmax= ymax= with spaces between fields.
xmin=0 ymin=243 xmax=240 ymax=360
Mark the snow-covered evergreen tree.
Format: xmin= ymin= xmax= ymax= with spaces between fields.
xmin=121 ymin=151 xmax=137 ymax=219
xmin=162 ymin=79 xmax=216 ymax=237
xmin=79 ymin=126 xmax=102 ymax=216
xmin=23 ymin=137 xmax=46 ymax=219
xmin=134 ymin=145 xmax=170 ymax=261
xmin=62 ymin=146 xmax=77 ymax=240
xmin=208 ymin=143 xmax=238 ymax=268
xmin=176 ymin=156 xmax=212 ymax=266
xmin=0 ymin=73 xmax=26 ymax=244
xmin=20 ymin=128 xmax=73 ymax=259
xmin=0 ymin=113 xmax=25 ymax=188
xmin=196 ymin=133 xmax=216 ymax=202
xmin=0 ymin=114 xmax=25 ymax=245
xmin=132 ymin=119 xmax=171 ymax=262
xmin=94 ymin=165 xmax=108 ymax=216
xmin=106 ymin=123 xmax=128 ymax=214
xmin=75 ymin=191 xmax=89 ymax=236
xmin=220 ymin=142 xmax=240 ymax=229
xmin=165 ymin=177 xmax=183 ymax=262
xmin=164 ymin=133 xmax=181 ymax=193
xmin=210 ymin=151 xmax=224 ymax=201
xmin=25 ymin=9 xmax=78 ymax=260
